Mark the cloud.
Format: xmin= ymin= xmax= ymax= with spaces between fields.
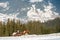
xmin=21 ymin=8 xmax=26 ymax=11
xmin=0 ymin=12 xmax=20 ymax=22
xmin=29 ymin=0 xmax=43 ymax=3
xmin=0 ymin=2 xmax=9 ymax=8
xmin=21 ymin=7 xmax=30 ymax=11
xmin=0 ymin=2 xmax=9 ymax=11
xmin=0 ymin=13 xmax=8 ymax=21
xmin=27 ymin=2 xmax=59 ymax=22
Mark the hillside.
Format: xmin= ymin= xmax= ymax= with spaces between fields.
xmin=44 ymin=17 xmax=60 ymax=27
xmin=0 ymin=17 xmax=60 ymax=36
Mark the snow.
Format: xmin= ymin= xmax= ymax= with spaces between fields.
xmin=27 ymin=3 xmax=59 ymax=22
xmin=0 ymin=33 xmax=60 ymax=40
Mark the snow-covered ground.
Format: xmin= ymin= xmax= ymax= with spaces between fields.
xmin=0 ymin=33 xmax=60 ymax=40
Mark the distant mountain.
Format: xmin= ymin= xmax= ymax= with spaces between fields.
xmin=43 ymin=17 xmax=60 ymax=27
xmin=27 ymin=4 xmax=60 ymax=22
xmin=0 ymin=0 xmax=60 ymax=23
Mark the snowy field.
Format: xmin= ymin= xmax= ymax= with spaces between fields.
xmin=0 ymin=33 xmax=60 ymax=40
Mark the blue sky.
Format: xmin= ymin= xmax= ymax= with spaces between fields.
xmin=0 ymin=0 xmax=60 ymax=22
xmin=0 ymin=0 xmax=60 ymax=14
xmin=50 ymin=0 xmax=60 ymax=14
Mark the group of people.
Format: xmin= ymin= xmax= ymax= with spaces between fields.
xmin=12 ymin=30 xmax=30 ymax=36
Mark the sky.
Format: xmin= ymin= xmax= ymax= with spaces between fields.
xmin=50 ymin=0 xmax=60 ymax=13
xmin=0 ymin=0 xmax=60 ymax=22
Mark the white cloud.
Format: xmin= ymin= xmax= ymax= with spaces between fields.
xmin=0 ymin=2 xmax=9 ymax=11
xmin=27 ymin=2 xmax=59 ymax=22
xmin=21 ymin=8 xmax=26 ymax=11
xmin=7 ymin=12 xmax=20 ymax=20
xmin=0 ymin=13 xmax=8 ymax=21
xmin=0 ymin=10 xmax=27 ymax=23
xmin=21 ymin=7 xmax=30 ymax=11
xmin=29 ymin=0 xmax=43 ymax=3
xmin=0 ymin=2 xmax=9 ymax=8
xmin=3 ymin=7 xmax=10 ymax=11
xmin=0 ymin=12 xmax=20 ymax=22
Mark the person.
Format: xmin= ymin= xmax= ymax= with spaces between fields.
xmin=17 ymin=30 xmax=20 ymax=33
xmin=12 ymin=30 xmax=21 ymax=36
xmin=12 ymin=32 xmax=17 ymax=36
xmin=12 ymin=30 xmax=30 ymax=36
xmin=23 ymin=30 xmax=30 ymax=35
xmin=16 ymin=30 xmax=22 ymax=36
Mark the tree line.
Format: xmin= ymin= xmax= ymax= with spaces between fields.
xmin=0 ymin=18 xmax=60 ymax=36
